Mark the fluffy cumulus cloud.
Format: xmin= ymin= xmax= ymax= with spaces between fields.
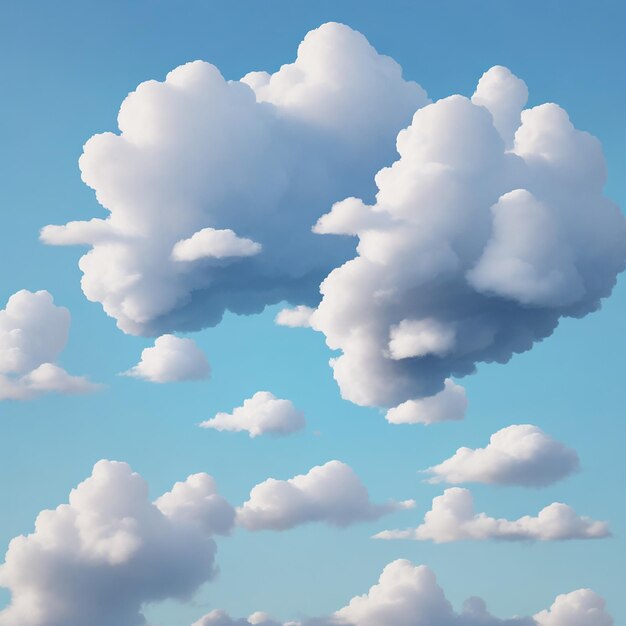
xmin=385 ymin=378 xmax=467 ymax=424
xmin=191 ymin=559 xmax=612 ymax=626
xmin=123 ymin=334 xmax=210 ymax=382
xmin=424 ymin=424 xmax=579 ymax=486
xmin=275 ymin=305 xmax=315 ymax=328
xmin=236 ymin=460 xmax=414 ymax=531
xmin=200 ymin=391 xmax=305 ymax=437
xmin=0 ymin=290 xmax=100 ymax=400
xmin=534 ymin=589 xmax=613 ymax=626
xmin=374 ymin=488 xmax=610 ymax=543
xmin=310 ymin=65 xmax=626 ymax=410
xmin=42 ymin=23 xmax=428 ymax=336
xmin=0 ymin=460 xmax=235 ymax=626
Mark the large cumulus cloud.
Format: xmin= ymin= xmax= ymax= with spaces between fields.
xmin=0 ymin=460 xmax=235 ymax=626
xmin=191 ymin=559 xmax=612 ymax=626
xmin=0 ymin=290 xmax=100 ymax=400
xmin=310 ymin=65 xmax=626 ymax=409
xmin=42 ymin=23 xmax=428 ymax=336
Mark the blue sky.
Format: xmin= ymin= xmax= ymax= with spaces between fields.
xmin=0 ymin=2 xmax=625 ymax=625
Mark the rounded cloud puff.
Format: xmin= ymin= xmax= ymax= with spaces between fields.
xmin=200 ymin=391 xmax=306 ymax=437
xmin=236 ymin=460 xmax=414 ymax=531
xmin=424 ymin=424 xmax=580 ymax=486
xmin=0 ymin=290 xmax=100 ymax=400
xmin=123 ymin=334 xmax=210 ymax=383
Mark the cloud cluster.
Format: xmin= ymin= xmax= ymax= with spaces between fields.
xmin=123 ymin=334 xmax=210 ymax=383
xmin=0 ymin=290 xmax=99 ymax=400
xmin=424 ymin=424 xmax=580 ymax=486
xmin=42 ymin=23 xmax=428 ymax=336
xmin=374 ymin=488 xmax=610 ymax=543
xmin=236 ymin=460 xmax=414 ymax=531
xmin=310 ymin=65 xmax=626 ymax=410
xmin=0 ymin=460 xmax=235 ymax=626
xmin=200 ymin=391 xmax=305 ymax=437
xmin=191 ymin=559 xmax=612 ymax=626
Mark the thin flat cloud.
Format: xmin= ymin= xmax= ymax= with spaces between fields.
xmin=373 ymin=488 xmax=610 ymax=543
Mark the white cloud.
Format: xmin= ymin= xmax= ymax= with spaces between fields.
xmin=0 ymin=290 xmax=100 ymax=400
xmin=0 ymin=460 xmax=235 ymax=626
xmin=424 ymin=424 xmax=579 ymax=487
xmin=200 ymin=391 xmax=305 ymax=437
xmin=172 ymin=228 xmax=262 ymax=262
xmin=374 ymin=488 xmax=610 ymax=543
xmin=385 ymin=378 xmax=467 ymax=425
xmin=192 ymin=611 xmax=284 ymax=626
xmin=42 ymin=23 xmax=428 ymax=336
xmin=534 ymin=589 xmax=613 ymax=626
xmin=275 ymin=305 xmax=315 ymax=328
xmin=311 ymin=65 xmax=626 ymax=411
xmin=123 ymin=334 xmax=210 ymax=383
xmin=236 ymin=460 xmax=414 ymax=531
xmin=191 ymin=559 xmax=612 ymax=626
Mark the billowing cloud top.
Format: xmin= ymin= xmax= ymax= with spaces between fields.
xmin=200 ymin=391 xmax=306 ymax=437
xmin=123 ymin=334 xmax=211 ymax=383
xmin=191 ymin=559 xmax=613 ymax=626
xmin=311 ymin=65 xmax=626 ymax=409
xmin=42 ymin=22 xmax=428 ymax=336
xmin=236 ymin=460 xmax=414 ymax=531
xmin=0 ymin=289 xmax=100 ymax=400
xmin=374 ymin=487 xmax=610 ymax=543
xmin=0 ymin=460 xmax=235 ymax=626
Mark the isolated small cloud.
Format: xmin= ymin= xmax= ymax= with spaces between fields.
xmin=374 ymin=488 xmax=610 ymax=543
xmin=424 ymin=424 xmax=579 ymax=487
xmin=385 ymin=379 xmax=467 ymax=425
xmin=0 ymin=460 xmax=235 ymax=626
xmin=237 ymin=460 xmax=414 ymax=531
xmin=191 ymin=559 xmax=612 ymax=626
xmin=172 ymin=228 xmax=262 ymax=262
xmin=0 ymin=290 xmax=100 ymax=400
xmin=275 ymin=305 xmax=315 ymax=328
xmin=200 ymin=391 xmax=305 ymax=437
xmin=123 ymin=334 xmax=210 ymax=383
